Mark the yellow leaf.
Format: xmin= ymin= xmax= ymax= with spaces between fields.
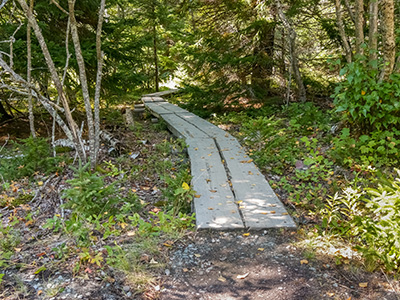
xmin=282 ymin=212 xmax=289 ymax=215
xmin=182 ymin=182 xmax=190 ymax=190
xmin=361 ymin=90 xmax=366 ymax=95
xmin=194 ymin=147 xmax=198 ymax=150
xmin=270 ymin=211 xmax=276 ymax=214
xmin=210 ymin=190 xmax=217 ymax=193
xmin=300 ymin=259 xmax=308 ymax=265
xmin=194 ymin=194 xmax=201 ymax=198
xmin=208 ymin=207 xmax=214 ymax=210
xmin=326 ymin=292 xmax=335 ymax=297
xmin=248 ymin=171 xmax=253 ymax=175
xmin=235 ymin=200 xmax=243 ymax=204
xmin=359 ymin=282 xmax=368 ymax=288
xmin=163 ymin=243 xmax=172 ymax=247
xmin=14 ymin=248 xmax=22 ymax=252
xmin=257 ymin=248 xmax=264 ymax=251
xmin=218 ymin=276 xmax=227 ymax=282
xmin=237 ymin=272 xmax=249 ymax=279
xmin=194 ymin=254 xmax=201 ymax=258
xmin=243 ymin=233 xmax=250 ymax=237
xmin=183 ymin=268 xmax=189 ymax=272
xmin=37 ymin=290 xmax=43 ymax=296
xmin=37 ymin=181 xmax=43 ymax=186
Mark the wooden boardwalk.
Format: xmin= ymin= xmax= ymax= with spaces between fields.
xmin=142 ymin=93 xmax=296 ymax=230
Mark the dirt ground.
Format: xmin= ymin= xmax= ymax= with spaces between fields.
xmin=160 ymin=230 xmax=399 ymax=300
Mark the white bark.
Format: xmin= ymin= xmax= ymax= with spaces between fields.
xmin=335 ymin=0 xmax=352 ymax=63
xmin=94 ymin=0 xmax=106 ymax=165
xmin=68 ymin=0 xmax=95 ymax=164
xmin=16 ymin=0 xmax=86 ymax=161
xmin=27 ymin=0 xmax=36 ymax=138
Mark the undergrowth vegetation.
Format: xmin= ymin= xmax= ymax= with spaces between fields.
xmin=0 ymin=113 xmax=196 ymax=294
xmin=207 ymin=95 xmax=400 ymax=273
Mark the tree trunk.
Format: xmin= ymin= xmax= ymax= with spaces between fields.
xmin=275 ymin=0 xmax=306 ymax=102
xmin=26 ymin=0 xmax=36 ymax=138
xmin=368 ymin=0 xmax=378 ymax=64
xmin=251 ymin=20 xmax=275 ymax=92
xmin=68 ymin=0 xmax=96 ymax=163
xmin=354 ymin=0 xmax=364 ymax=56
xmin=380 ymin=0 xmax=395 ymax=80
xmin=16 ymin=0 xmax=85 ymax=161
xmin=153 ymin=22 xmax=159 ymax=92
xmin=93 ymin=0 xmax=106 ymax=165
xmin=334 ymin=0 xmax=352 ymax=63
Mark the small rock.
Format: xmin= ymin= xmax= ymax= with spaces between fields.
xmin=333 ymin=283 xmax=338 ymax=288
xmin=154 ymin=285 xmax=160 ymax=291
xmin=127 ymin=292 xmax=132 ymax=297
xmin=123 ymin=286 xmax=130 ymax=292
xmin=165 ymin=269 xmax=170 ymax=276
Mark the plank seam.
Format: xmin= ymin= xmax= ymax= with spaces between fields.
xmin=213 ymin=137 xmax=247 ymax=228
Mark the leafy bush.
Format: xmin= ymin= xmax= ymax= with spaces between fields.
xmin=330 ymin=128 xmax=400 ymax=167
xmin=241 ymin=116 xmax=298 ymax=174
xmin=0 ymin=137 xmax=64 ymax=181
xmin=322 ymin=170 xmax=400 ymax=271
xmin=62 ymin=162 xmax=121 ymax=218
xmin=333 ymin=57 xmax=400 ymax=132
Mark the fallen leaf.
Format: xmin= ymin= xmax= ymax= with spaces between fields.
xmin=282 ymin=212 xmax=289 ymax=215
xmin=248 ymin=171 xmax=253 ymax=175
xmin=194 ymin=147 xmax=198 ymax=150
xmin=182 ymin=182 xmax=190 ymax=190
xmin=218 ymin=276 xmax=227 ymax=282
xmin=243 ymin=233 xmax=250 ymax=237
xmin=194 ymin=195 xmax=201 ymax=198
xmin=235 ymin=200 xmax=243 ymax=204
xmin=247 ymin=159 xmax=253 ymax=163
xmin=326 ymin=292 xmax=335 ymax=297
xmin=300 ymin=259 xmax=309 ymax=265
xmin=359 ymin=282 xmax=368 ymax=288
xmin=270 ymin=211 xmax=276 ymax=214
xmin=163 ymin=243 xmax=172 ymax=247
xmin=14 ymin=248 xmax=22 ymax=252
xmin=237 ymin=272 xmax=249 ymax=279
xmin=257 ymin=248 xmax=264 ymax=251
xmin=194 ymin=254 xmax=201 ymax=258
xmin=210 ymin=190 xmax=217 ymax=193
xmin=182 ymin=268 xmax=189 ymax=272
xmin=260 ymin=212 xmax=268 ymax=215
xmin=37 ymin=181 xmax=43 ymax=186
xmin=150 ymin=258 xmax=158 ymax=264
xmin=239 ymin=206 xmax=245 ymax=209
xmin=208 ymin=207 xmax=214 ymax=210
xmin=226 ymin=196 xmax=232 ymax=199
xmin=37 ymin=290 xmax=43 ymax=296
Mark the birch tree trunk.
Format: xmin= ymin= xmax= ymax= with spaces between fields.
xmin=368 ymin=0 xmax=378 ymax=64
xmin=275 ymin=0 xmax=306 ymax=102
xmin=93 ymin=0 xmax=106 ymax=165
xmin=354 ymin=0 xmax=364 ymax=56
xmin=67 ymin=0 xmax=96 ymax=164
xmin=380 ymin=0 xmax=395 ymax=80
xmin=26 ymin=0 xmax=36 ymax=138
xmin=16 ymin=0 xmax=85 ymax=161
xmin=334 ymin=0 xmax=352 ymax=63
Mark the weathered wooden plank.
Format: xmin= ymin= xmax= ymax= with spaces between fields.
xmin=161 ymin=114 xmax=209 ymax=139
xmin=216 ymin=137 xmax=296 ymax=228
xmin=155 ymin=102 xmax=188 ymax=114
xmin=186 ymin=138 xmax=244 ymax=229
xmin=178 ymin=112 xmax=231 ymax=139
xmin=151 ymin=97 xmax=165 ymax=102
xmin=143 ymin=89 xmax=180 ymax=97
xmin=142 ymin=97 xmax=153 ymax=103
xmin=145 ymin=102 xmax=173 ymax=117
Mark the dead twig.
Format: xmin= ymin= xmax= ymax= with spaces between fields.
xmin=0 ymin=133 xmax=9 ymax=154
xmin=381 ymin=268 xmax=400 ymax=300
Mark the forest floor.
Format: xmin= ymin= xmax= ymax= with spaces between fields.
xmin=0 ymin=110 xmax=399 ymax=300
